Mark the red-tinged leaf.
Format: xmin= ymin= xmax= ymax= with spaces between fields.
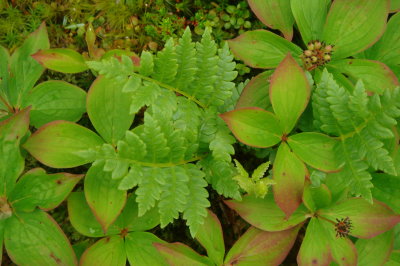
xmin=298 ymin=218 xmax=332 ymax=266
xmin=320 ymin=198 xmax=400 ymax=238
xmin=225 ymin=193 xmax=309 ymax=232
xmin=23 ymin=121 xmax=105 ymax=168
xmin=270 ymin=53 xmax=310 ymax=133
xmin=9 ymin=168 xmax=82 ymax=212
xmin=224 ymin=225 xmax=300 ymax=265
xmin=4 ymin=210 xmax=77 ymax=266
xmin=247 ymin=0 xmax=294 ymax=40
xmin=391 ymin=0 xmax=400 ymax=11
xmin=125 ymin=232 xmax=168 ymax=266
xmin=302 ymin=182 xmax=332 ymax=212
xmin=87 ymin=76 xmax=134 ymax=145
xmin=228 ymin=30 xmax=302 ymax=69
xmin=195 ymin=210 xmax=225 ymax=266
xmin=322 ymin=0 xmax=389 ymax=59
xmin=220 ymin=107 xmax=283 ymax=148
xmin=32 ymin=48 xmax=88 ymax=73
xmin=273 ymin=142 xmax=307 ymax=217
xmin=291 ymin=0 xmax=330 ymax=44
xmin=235 ymin=71 xmax=272 ymax=110
xmin=85 ymin=164 xmax=127 ymax=233
xmin=356 ymin=230 xmax=394 ymax=266
xmin=80 ymin=236 xmax=126 ymax=266
xmin=154 ymin=242 xmax=213 ymax=266
xmin=287 ymin=132 xmax=342 ymax=172
xmin=0 ymin=107 xmax=30 ymax=197
xmin=328 ymin=59 xmax=399 ymax=93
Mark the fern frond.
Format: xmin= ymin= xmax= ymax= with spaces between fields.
xmin=136 ymin=167 xmax=165 ymax=216
xmin=87 ymin=56 xmax=133 ymax=81
xmin=152 ymin=38 xmax=178 ymax=85
xmin=139 ymin=51 xmax=154 ymax=76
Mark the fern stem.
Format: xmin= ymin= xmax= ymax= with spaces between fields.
xmin=131 ymin=72 xmax=207 ymax=108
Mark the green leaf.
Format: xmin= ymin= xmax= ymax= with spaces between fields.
xmin=31 ymin=48 xmax=88 ymax=73
xmin=23 ymin=121 xmax=105 ymax=168
xmin=0 ymin=220 xmax=4 ymax=263
xmin=371 ymin=173 xmax=400 ymax=213
xmin=270 ymin=53 xmax=310 ymax=133
xmin=287 ymin=132 xmax=342 ymax=172
xmin=328 ymin=59 xmax=399 ymax=93
xmin=356 ymin=230 xmax=394 ymax=266
xmin=225 ymin=225 xmax=300 ymax=265
xmin=154 ymin=242 xmax=213 ymax=266
xmin=297 ymin=218 xmax=331 ymax=265
xmin=4 ymin=210 xmax=77 ymax=266
xmin=363 ymin=12 xmax=400 ymax=66
xmin=9 ymin=168 xmax=82 ymax=212
xmin=225 ymin=194 xmax=308 ymax=232
xmin=228 ymin=30 xmax=302 ymax=69
xmin=87 ymin=56 xmax=133 ymax=81
xmin=273 ymin=142 xmax=307 ymax=217
xmin=139 ymin=51 xmax=154 ymax=76
xmin=220 ymin=107 xmax=283 ymax=148
xmin=68 ymin=192 xmax=107 ymax=237
xmin=8 ymin=22 xmax=49 ymax=107
xmin=87 ymin=76 xmax=134 ymax=144
xmin=80 ymin=236 xmax=126 ymax=266
xmin=0 ymin=108 xmax=30 ymax=197
xmin=247 ymin=0 xmax=294 ymax=40
xmin=125 ymin=232 xmax=168 ymax=266
xmin=322 ymin=0 xmax=389 ymax=59
xmin=290 ymin=0 xmax=330 ymax=44
xmin=22 ymin=80 xmax=86 ymax=128
xmin=302 ymin=183 xmax=332 ymax=212
xmin=85 ymin=164 xmax=127 ymax=233
xmin=235 ymin=71 xmax=272 ymax=110
xmin=195 ymin=210 xmax=225 ymax=266
xmin=391 ymin=0 xmax=400 ymax=11
xmin=320 ymin=198 xmax=400 ymax=238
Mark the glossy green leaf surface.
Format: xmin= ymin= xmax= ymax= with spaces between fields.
xmin=4 ymin=210 xmax=77 ymax=266
xmin=9 ymin=168 xmax=82 ymax=212
xmin=247 ymin=0 xmax=294 ymax=40
xmin=322 ymin=0 xmax=389 ymax=59
xmin=320 ymin=198 xmax=400 ymax=238
xmin=270 ymin=53 xmax=310 ymax=133
xmin=328 ymin=59 xmax=399 ymax=93
xmin=22 ymin=80 xmax=86 ymax=128
xmin=228 ymin=30 xmax=302 ymax=69
xmin=8 ymin=22 xmax=49 ymax=106
xmin=195 ymin=210 xmax=225 ymax=266
xmin=154 ymin=242 xmax=213 ymax=266
xmin=225 ymin=225 xmax=300 ymax=265
xmin=32 ymin=48 xmax=88 ymax=73
xmin=273 ymin=142 xmax=307 ymax=217
xmin=225 ymin=194 xmax=308 ymax=232
xmin=87 ymin=76 xmax=134 ymax=144
xmin=235 ymin=71 xmax=272 ymax=110
xmin=291 ymin=0 xmax=330 ymax=44
xmin=356 ymin=230 xmax=394 ymax=266
xmin=24 ymin=121 xmax=105 ymax=168
xmin=287 ymin=132 xmax=341 ymax=172
xmin=220 ymin=107 xmax=283 ymax=148
xmin=302 ymin=183 xmax=332 ymax=212
xmin=85 ymin=164 xmax=127 ymax=233
xmin=391 ymin=0 xmax=400 ymax=11
xmin=371 ymin=173 xmax=400 ymax=213
xmin=0 ymin=108 xmax=30 ymax=197
xmin=125 ymin=232 xmax=168 ymax=266
xmin=80 ymin=236 xmax=126 ymax=266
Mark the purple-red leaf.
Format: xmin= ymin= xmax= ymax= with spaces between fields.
xmin=154 ymin=242 xmax=213 ymax=265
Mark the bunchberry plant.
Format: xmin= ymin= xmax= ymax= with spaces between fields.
xmin=229 ymin=0 xmax=399 ymax=93
xmin=23 ymin=28 xmax=242 ymax=237
xmin=0 ymin=108 xmax=81 ymax=265
xmin=226 ymin=183 xmax=400 ymax=265
xmin=221 ymin=54 xmax=341 ymax=216
xmin=0 ymin=23 xmax=86 ymax=128
xmin=68 ymin=192 xmax=166 ymax=265
xmin=155 ymin=209 xmax=299 ymax=265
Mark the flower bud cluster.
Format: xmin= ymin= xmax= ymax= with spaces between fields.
xmin=300 ymin=40 xmax=333 ymax=70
